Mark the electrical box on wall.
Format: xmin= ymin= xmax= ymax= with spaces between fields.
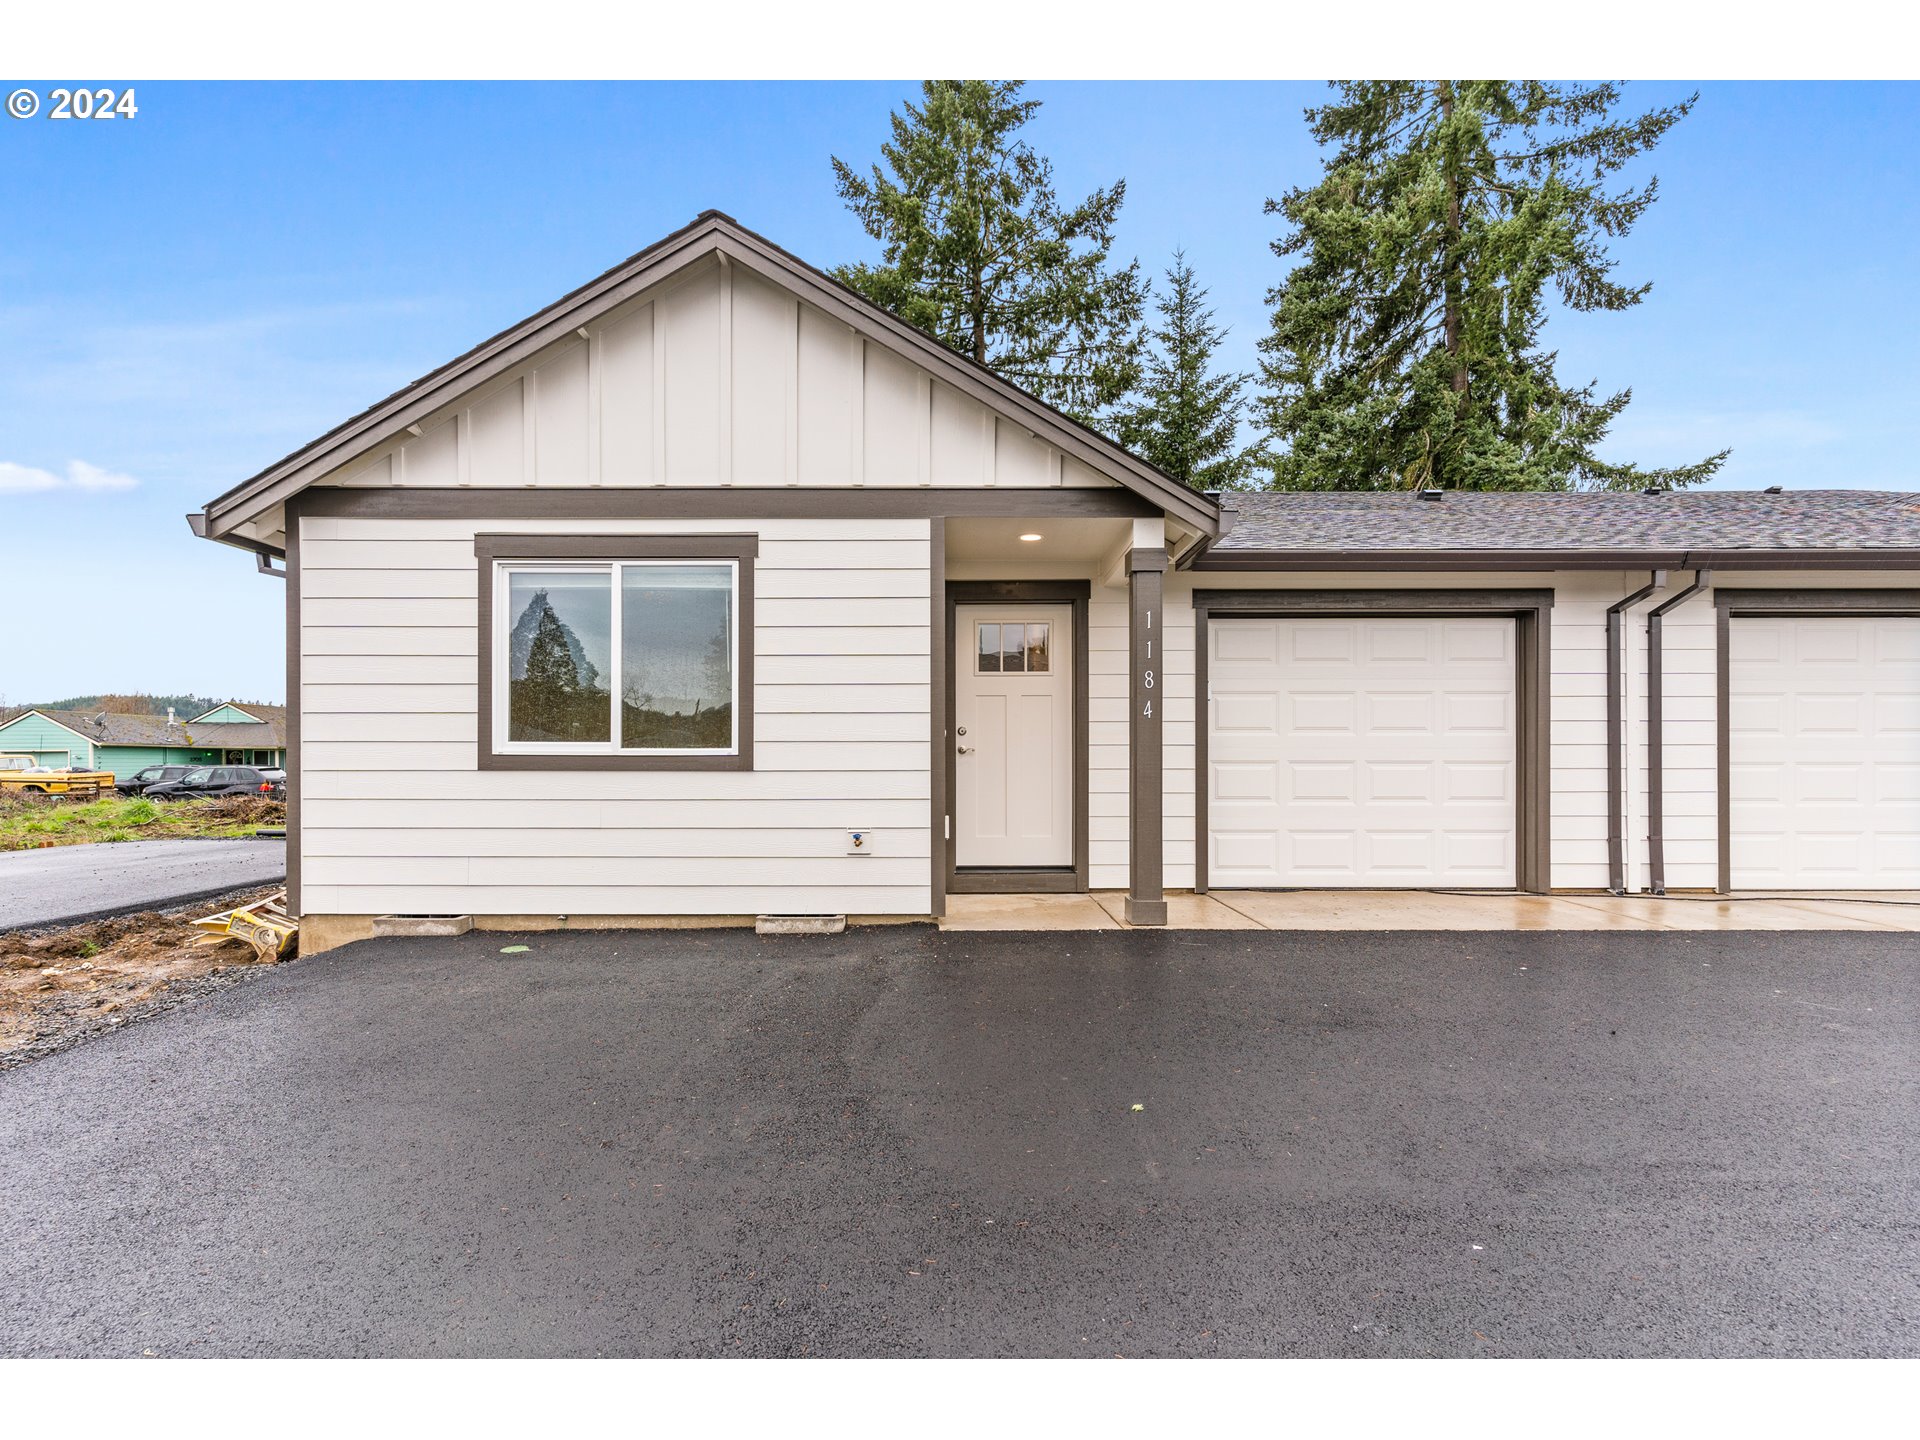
xmin=847 ymin=829 xmax=871 ymax=856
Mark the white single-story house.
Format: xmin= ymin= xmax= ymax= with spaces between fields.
xmin=189 ymin=212 xmax=1920 ymax=951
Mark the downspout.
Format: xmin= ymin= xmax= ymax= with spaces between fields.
xmin=1645 ymin=569 xmax=1712 ymax=896
xmin=1606 ymin=571 xmax=1667 ymax=894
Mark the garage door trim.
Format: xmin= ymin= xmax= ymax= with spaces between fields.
xmin=1194 ymin=589 xmax=1554 ymax=894
xmin=1714 ymin=588 xmax=1920 ymax=894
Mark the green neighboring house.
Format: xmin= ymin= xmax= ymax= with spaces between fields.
xmin=0 ymin=703 xmax=287 ymax=781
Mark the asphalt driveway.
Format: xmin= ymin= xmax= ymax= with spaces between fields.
xmin=1 ymin=925 xmax=1914 ymax=1357
xmin=0 ymin=838 xmax=286 ymax=931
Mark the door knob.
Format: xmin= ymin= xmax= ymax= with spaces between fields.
xmin=957 ymin=745 xmax=974 ymax=754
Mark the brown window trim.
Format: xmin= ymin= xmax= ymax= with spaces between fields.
xmin=1192 ymin=588 xmax=1554 ymax=896
xmin=475 ymin=532 xmax=758 ymax=772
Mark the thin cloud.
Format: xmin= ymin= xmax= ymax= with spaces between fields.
xmin=0 ymin=459 xmax=140 ymax=493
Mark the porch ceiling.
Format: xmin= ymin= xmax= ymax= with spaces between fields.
xmin=942 ymin=514 xmax=1138 ymax=566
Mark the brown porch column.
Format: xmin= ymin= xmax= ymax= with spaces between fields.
xmin=1127 ymin=545 xmax=1168 ymax=925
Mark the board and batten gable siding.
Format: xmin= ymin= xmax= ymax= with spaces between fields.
xmin=323 ymin=261 xmax=1116 ymax=495
xmin=296 ymin=513 xmax=933 ymax=918
xmin=193 ymin=704 xmax=263 ymax=724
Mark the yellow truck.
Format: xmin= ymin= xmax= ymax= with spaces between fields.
xmin=0 ymin=755 xmax=117 ymax=798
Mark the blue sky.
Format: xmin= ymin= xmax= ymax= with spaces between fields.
xmin=2 ymin=80 xmax=1916 ymax=703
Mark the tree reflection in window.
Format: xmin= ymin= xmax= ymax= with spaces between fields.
xmin=507 ymin=570 xmax=611 ymax=743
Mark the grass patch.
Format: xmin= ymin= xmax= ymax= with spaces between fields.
xmin=0 ymin=793 xmax=285 ymax=852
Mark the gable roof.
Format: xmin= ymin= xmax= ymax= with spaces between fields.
xmin=194 ymin=210 xmax=1220 ymax=540
xmin=188 ymin=702 xmax=277 ymax=724
xmin=0 ymin=709 xmax=98 ymax=747
xmin=1199 ymin=489 xmax=1920 ymax=569
xmin=6 ymin=708 xmax=288 ymax=750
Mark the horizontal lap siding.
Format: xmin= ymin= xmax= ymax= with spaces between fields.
xmin=1548 ymin=575 xmax=1615 ymax=890
xmin=299 ymin=515 xmax=932 ymax=916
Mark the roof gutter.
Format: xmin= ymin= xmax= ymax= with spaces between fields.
xmin=1190 ymin=548 xmax=1920 ymax=572
xmin=1605 ymin=571 xmax=1667 ymax=894
xmin=188 ymin=511 xmax=286 ymax=577
xmin=1645 ymin=569 xmax=1713 ymax=896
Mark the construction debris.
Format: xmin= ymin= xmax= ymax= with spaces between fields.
xmin=1 ymin=884 xmax=292 ymax=1065
xmin=191 ymin=889 xmax=298 ymax=962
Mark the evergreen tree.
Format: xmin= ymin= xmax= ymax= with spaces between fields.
xmin=1257 ymin=81 xmax=1728 ymax=491
xmin=1113 ymin=251 xmax=1259 ymax=489
xmin=832 ymin=81 xmax=1147 ymax=426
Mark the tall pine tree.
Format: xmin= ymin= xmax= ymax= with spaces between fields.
xmin=1113 ymin=251 xmax=1259 ymax=489
xmin=1258 ymin=82 xmax=1728 ymax=491
xmin=832 ymin=81 xmax=1147 ymax=427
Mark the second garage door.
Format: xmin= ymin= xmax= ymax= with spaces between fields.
xmin=1207 ymin=616 xmax=1518 ymax=888
xmin=1727 ymin=614 xmax=1920 ymax=889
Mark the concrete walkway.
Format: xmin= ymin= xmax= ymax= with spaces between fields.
xmin=0 ymin=838 xmax=286 ymax=931
xmin=939 ymin=889 xmax=1920 ymax=932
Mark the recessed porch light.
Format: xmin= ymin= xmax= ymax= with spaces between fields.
xmin=1018 ymin=532 xmax=1043 ymax=542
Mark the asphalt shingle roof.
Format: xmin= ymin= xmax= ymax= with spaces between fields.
xmin=1211 ymin=489 xmax=1920 ymax=554
xmin=28 ymin=706 xmax=287 ymax=750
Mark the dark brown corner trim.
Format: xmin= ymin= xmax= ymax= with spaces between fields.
xmin=1712 ymin=588 xmax=1920 ymax=894
xmin=928 ymin=518 xmax=947 ymax=919
xmin=1192 ymin=589 xmax=1554 ymax=895
xmin=284 ymin=496 xmax=304 ymax=916
xmin=474 ymin=533 xmax=758 ymax=772
xmin=944 ymin=579 xmax=1092 ymax=896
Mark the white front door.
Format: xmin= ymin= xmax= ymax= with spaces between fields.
xmin=955 ymin=604 xmax=1074 ymax=868
xmin=1208 ymin=616 xmax=1518 ymax=887
xmin=1728 ymin=615 xmax=1920 ymax=888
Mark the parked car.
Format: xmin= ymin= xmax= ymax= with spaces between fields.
xmin=144 ymin=765 xmax=285 ymax=801
xmin=117 ymin=764 xmax=196 ymax=796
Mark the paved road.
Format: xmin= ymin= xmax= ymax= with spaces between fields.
xmin=0 ymin=838 xmax=286 ymax=930
xmin=1 ymin=926 xmax=1914 ymax=1357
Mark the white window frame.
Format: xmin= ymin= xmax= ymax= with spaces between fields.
xmin=490 ymin=557 xmax=742 ymax=759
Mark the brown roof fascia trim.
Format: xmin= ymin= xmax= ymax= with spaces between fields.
xmin=201 ymin=211 xmax=1218 ymax=539
xmin=297 ymin=486 xmax=1159 ymax=521
xmin=1192 ymin=547 xmax=1920 ymax=572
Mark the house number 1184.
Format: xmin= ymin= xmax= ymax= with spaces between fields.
xmin=1141 ymin=608 xmax=1155 ymax=717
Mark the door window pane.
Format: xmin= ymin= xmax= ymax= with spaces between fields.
xmin=977 ymin=623 xmax=1001 ymax=673
xmin=1025 ymin=623 xmax=1051 ymax=672
xmin=507 ymin=570 xmax=613 ymax=743
xmin=1001 ymin=625 xmax=1025 ymax=672
xmin=621 ymin=564 xmax=735 ymax=750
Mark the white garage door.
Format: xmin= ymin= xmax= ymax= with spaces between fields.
xmin=1207 ymin=616 xmax=1517 ymax=888
xmin=1728 ymin=615 xmax=1920 ymax=889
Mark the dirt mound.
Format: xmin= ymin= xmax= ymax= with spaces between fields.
xmin=0 ymin=885 xmax=290 ymax=1061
